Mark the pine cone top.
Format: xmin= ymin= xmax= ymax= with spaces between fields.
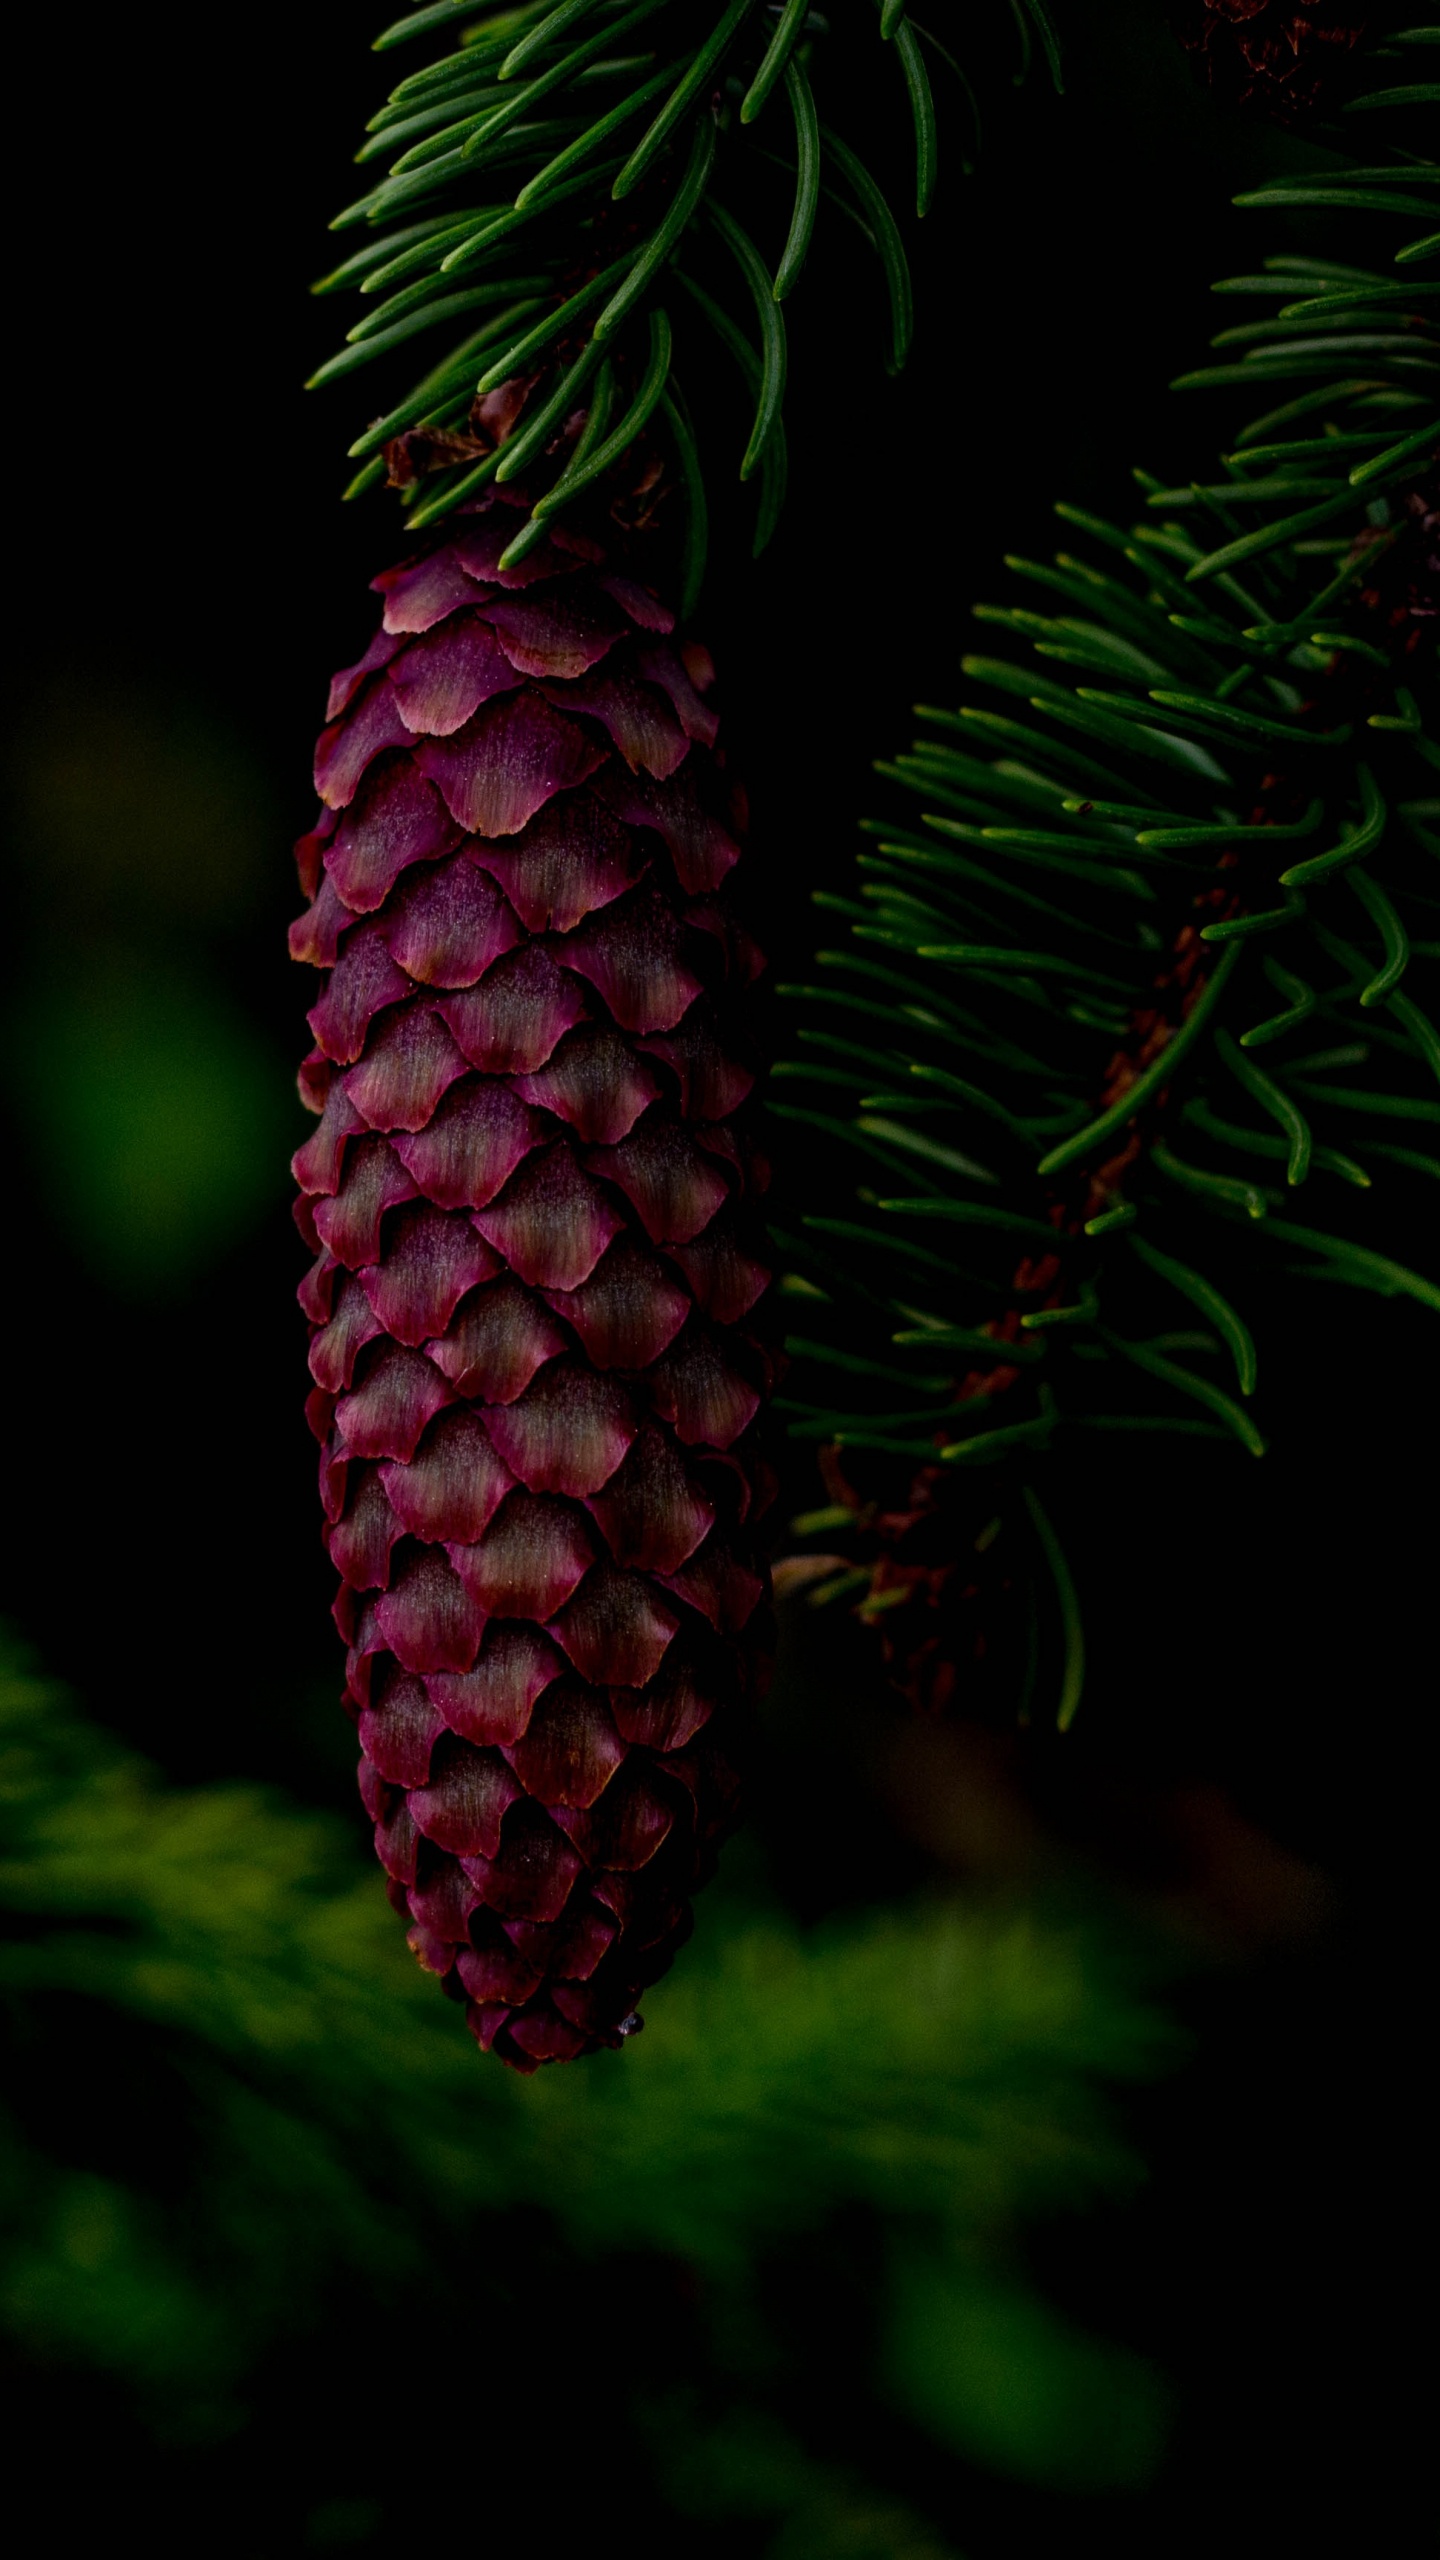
xmin=1169 ymin=0 xmax=1373 ymax=122
xmin=292 ymin=495 xmax=775 ymax=2069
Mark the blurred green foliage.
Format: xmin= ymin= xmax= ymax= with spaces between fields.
xmin=2 ymin=684 xmax=291 ymax=1294
xmin=5 ymin=951 xmax=290 ymax=1290
xmin=655 ymin=2403 xmax=971 ymax=2559
xmin=882 ymin=2255 xmax=1169 ymax=2491
xmin=0 ymin=1631 xmax=1178 ymax=2546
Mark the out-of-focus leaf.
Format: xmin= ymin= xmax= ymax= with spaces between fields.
xmin=652 ymin=2399 xmax=967 ymax=2557
xmin=4 ymin=953 xmax=290 ymax=1291
xmin=882 ymin=2250 xmax=1172 ymax=2489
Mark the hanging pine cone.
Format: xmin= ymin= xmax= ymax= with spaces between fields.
xmin=1168 ymin=0 xmax=1372 ymax=122
xmin=290 ymin=493 xmax=775 ymax=2069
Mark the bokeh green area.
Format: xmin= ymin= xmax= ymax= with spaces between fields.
xmin=3 ymin=684 xmax=291 ymax=1293
xmin=0 ymin=1634 xmax=1177 ymax=2555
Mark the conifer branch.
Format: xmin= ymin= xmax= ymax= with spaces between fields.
xmin=777 ymin=53 xmax=1439 ymax=1726
xmin=311 ymin=0 xmax=1062 ymax=567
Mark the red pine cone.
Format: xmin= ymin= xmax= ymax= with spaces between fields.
xmin=1168 ymin=0 xmax=1372 ymax=121
xmin=290 ymin=496 xmax=775 ymax=2069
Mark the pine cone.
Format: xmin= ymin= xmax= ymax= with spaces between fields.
xmin=1168 ymin=0 xmax=1372 ymax=122
xmin=291 ymin=496 xmax=775 ymax=2069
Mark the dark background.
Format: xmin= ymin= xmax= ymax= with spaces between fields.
xmin=0 ymin=2 xmax=1426 ymax=2549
